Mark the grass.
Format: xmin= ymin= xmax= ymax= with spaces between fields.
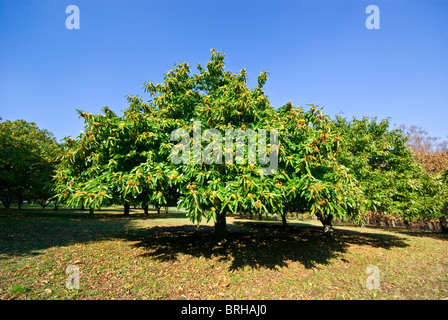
xmin=0 ymin=207 xmax=447 ymax=300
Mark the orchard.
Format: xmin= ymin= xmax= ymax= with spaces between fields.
xmin=1 ymin=50 xmax=446 ymax=238
xmin=48 ymin=49 xmax=448 ymax=237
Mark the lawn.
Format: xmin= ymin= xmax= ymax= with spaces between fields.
xmin=0 ymin=207 xmax=447 ymax=300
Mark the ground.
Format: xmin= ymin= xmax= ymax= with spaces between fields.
xmin=0 ymin=207 xmax=447 ymax=300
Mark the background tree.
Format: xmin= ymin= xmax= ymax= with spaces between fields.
xmin=399 ymin=124 xmax=448 ymax=175
xmin=0 ymin=119 xmax=60 ymax=209
xmin=399 ymin=124 xmax=448 ymax=232
xmin=332 ymin=117 xmax=447 ymax=232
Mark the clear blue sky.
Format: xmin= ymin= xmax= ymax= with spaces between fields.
xmin=1 ymin=0 xmax=447 ymax=142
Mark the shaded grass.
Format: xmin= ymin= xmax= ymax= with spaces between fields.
xmin=0 ymin=208 xmax=447 ymax=300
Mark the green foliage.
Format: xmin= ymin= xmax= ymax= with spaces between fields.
xmin=276 ymin=105 xmax=366 ymax=233
xmin=332 ymin=116 xmax=447 ymax=221
xmin=0 ymin=119 xmax=60 ymax=208
xmin=52 ymin=49 xmax=446 ymax=236
xmin=53 ymin=104 xmax=180 ymax=210
xmin=144 ymin=49 xmax=282 ymax=230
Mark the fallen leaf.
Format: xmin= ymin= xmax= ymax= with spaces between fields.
xmin=222 ymin=279 xmax=230 ymax=287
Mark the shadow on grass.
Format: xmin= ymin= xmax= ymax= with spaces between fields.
xmin=0 ymin=207 xmax=186 ymax=218
xmin=0 ymin=208 xmax=186 ymax=259
xmin=0 ymin=208 xmax=411 ymax=271
xmin=131 ymin=221 xmax=410 ymax=271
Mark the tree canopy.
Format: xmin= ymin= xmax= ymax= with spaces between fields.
xmin=0 ymin=118 xmax=61 ymax=208
xmin=332 ymin=116 xmax=447 ymax=225
xmin=50 ymin=50 xmax=447 ymax=236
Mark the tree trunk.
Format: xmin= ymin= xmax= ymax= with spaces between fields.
xmin=89 ymin=206 xmax=94 ymax=218
xmin=1 ymin=198 xmax=11 ymax=209
xmin=142 ymin=204 xmax=149 ymax=215
xmin=39 ymin=200 xmax=51 ymax=209
xmin=282 ymin=211 xmax=288 ymax=229
xmin=323 ymin=223 xmax=334 ymax=237
xmin=282 ymin=210 xmax=288 ymax=229
xmin=124 ymin=203 xmax=130 ymax=216
xmin=157 ymin=206 xmax=161 ymax=214
xmin=214 ymin=212 xmax=227 ymax=240
xmin=317 ymin=212 xmax=334 ymax=237
xmin=440 ymin=216 xmax=447 ymax=234
xmin=18 ymin=199 xmax=23 ymax=210
xmin=53 ymin=202 xmax=59 ymax=210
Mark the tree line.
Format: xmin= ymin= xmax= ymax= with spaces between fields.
xmin=1 ymin=49 xmax=447 ymax=237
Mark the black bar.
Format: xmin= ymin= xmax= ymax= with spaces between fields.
xmin=0 ymin=300 xmax=442 ymax=319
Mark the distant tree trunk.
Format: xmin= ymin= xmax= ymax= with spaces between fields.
xmin=1 ymin=198 xmax=11 ymax=209
xmin=124 ymin=203 xmax=130 ymax=216
xmin=39 ymin=200 xmax=50 ymax=209
xmin=89 ymin=206 xmax=94 ymax=218
xmin=282 ymin=211 xmax=288 ymax=229
xmin=81 ymin=203 xmax=85 ymax=211
xmin=142 ymin=204 xmax=149 ymax=215
xmin=316 ymin=212 xmax=334 ymax=237
xmin=53 ymin=202 xmax=59 ymax=210
xmin=17 ymin=198 xmax=23 ymax=210
xmin=440 ymin=216 xmax=447 ymax=234
xmin=165 ymin=206 xmax=169 ymax=214
xmin=214 ymin=212 xmax=227 ymax=240
xmin=156 ymin=206 xmax=161 ymax=214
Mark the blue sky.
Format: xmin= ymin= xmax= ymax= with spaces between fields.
xmin=1 ymin=0 xmax=447 ymax=142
